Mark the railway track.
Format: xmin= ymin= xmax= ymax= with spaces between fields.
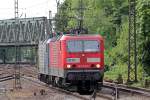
xmin=103 ymin=82 xmax=150 ymax=97
xmin=0 ymin=64 xmax=149 ymax=100
xmin=21 ymin=75 xmax=117 ymax=100
xmin=16 ymin=76 xmax=150 ymax=100
xmin=20 ymin=64 xmax=38 ymax=78
xmin=0 ymin=64 xmax=14 ymax=82
xmin=0 ymin=64 xmax=37 ymax=79
xmin=22 ymin=76 xmax=90 ymax=100
xmin=0 ymin=75 xmax=14 ymax=82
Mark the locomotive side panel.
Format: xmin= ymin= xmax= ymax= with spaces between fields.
xmin=100 ymin=39 xmax=104 ymax=68
xmin=49 ymin=41 xmax=64 ymax=77
xmin=38 ymin=41 xmax=49 ymax=75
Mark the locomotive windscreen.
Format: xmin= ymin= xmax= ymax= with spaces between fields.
xmin=67 ymin=40 xmax=100 ymax=52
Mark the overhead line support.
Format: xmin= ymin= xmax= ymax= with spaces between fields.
xmin=128 ymin=0 xmax=138 ymax=83
xmin=14 ymin=0 xmax=22 ymax=89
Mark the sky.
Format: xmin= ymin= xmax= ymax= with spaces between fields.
xmin=0 ymin=0 xmax=64 ymax=20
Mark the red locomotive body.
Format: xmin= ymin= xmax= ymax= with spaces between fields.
xmin=38 ymin=34 xmax=104 ymax=93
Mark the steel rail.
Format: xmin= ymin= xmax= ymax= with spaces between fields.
xmin=103 ymin=82 xmax=150 ymax=97
xmin=0 ymin=75 xmax=14 ymax=82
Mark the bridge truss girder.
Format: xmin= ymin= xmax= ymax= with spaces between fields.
xmin=0 ymin=17 xmax=51 ymax=43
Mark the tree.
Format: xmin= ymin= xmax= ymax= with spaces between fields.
xmin=137 ymin=0 xmax=150 ymax=75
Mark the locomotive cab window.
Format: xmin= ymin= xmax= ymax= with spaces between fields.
xmin=84 ymin=40 xmax=99 ymax=52
xmin=67 ymin=40 xmax=83 ymax=52
xmin=67 ymin=40 xmax=100 ymax=52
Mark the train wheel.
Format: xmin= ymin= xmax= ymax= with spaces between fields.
xmin=54 ymin=77 xmax=60 ymax=87
xmin=77 ymin=80 xmax=97 ymax=95
xmin=60 ymin=78 xmax=67 ymax=90
xmin=57 ymin=78 xmax=63 ymax=88
xmin=38 ymin=74 xmax=42 ymax=81
xmin=40 ymin=74 xmax=44 ymax=82
xmin=43 ymin=75 xmax=47 ymax=83
xmin=45 ymin=75 xmax=51 ymax=84
xmin=98 ymin=77 xmax=103 ymax=90
xmin=52 ymin=76 xmax=57 ymax=87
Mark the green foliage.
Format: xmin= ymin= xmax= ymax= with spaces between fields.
xmin=55 ymin=0 xmax=150 ymax=85
xmin=54 ymin=0 xmax=71 ymax=32
xmin=104 ymin=64 xmax=128 ymax=81
xmin=137 ymin=0 xmax=150 ymax=76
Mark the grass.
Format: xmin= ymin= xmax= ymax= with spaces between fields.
xmin=104 ymin=63 xmax=150 ymax=89
xmin=104 ymin=64 xmax=128 ymax=82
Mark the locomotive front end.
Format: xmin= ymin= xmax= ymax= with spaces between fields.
xmin=63 ymin=35 xmax=104 ymax=93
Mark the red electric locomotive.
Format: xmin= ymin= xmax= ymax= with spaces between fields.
xmin=38 ymin=34 xmax=104 ymax=94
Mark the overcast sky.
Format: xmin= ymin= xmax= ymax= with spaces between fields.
xmin=0 ymin=0 xmax=64 ymax=20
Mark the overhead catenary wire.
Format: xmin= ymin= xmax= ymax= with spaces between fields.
xmin=25 ymin=0 xmax=49 ymax=9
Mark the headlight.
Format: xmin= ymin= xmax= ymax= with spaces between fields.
xmin=87 ymin=58 xmax=100 ymax=62
xmin=67 ymin=64 xmax=71 ymax=68
xmin=96 ymin=64 xmax=101 ymax=68
xmin=67 ymin=58 xmax=80 ymax=63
